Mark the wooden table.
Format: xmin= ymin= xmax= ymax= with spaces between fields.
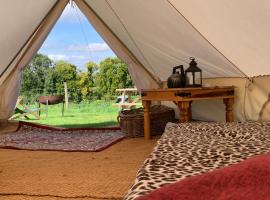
xmin=141 ymin=86 xmax=235 ymax=139
xmin=112 ymin=88 xmax=141 ymax=110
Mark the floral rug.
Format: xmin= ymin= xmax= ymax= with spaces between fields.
xmin=0 ymin=122 xmax=125 ymax=152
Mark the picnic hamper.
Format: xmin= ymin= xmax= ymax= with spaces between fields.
xmin=118 ymin=105 xmax=175 ymax=137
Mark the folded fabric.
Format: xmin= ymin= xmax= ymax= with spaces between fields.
xmin=137 ymin=153 xmax=270 ymax=200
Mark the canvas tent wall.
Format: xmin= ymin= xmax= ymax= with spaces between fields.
xmin=1 ymin=0 xmax=270 ymax=122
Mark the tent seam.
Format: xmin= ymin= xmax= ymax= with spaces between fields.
xmin=166 ymin=0 xmax=249 ymax=79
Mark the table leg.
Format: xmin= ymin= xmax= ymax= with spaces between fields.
xmin=223 ymin=98 xmax=234 ymax=122
xmin=121 ymin=91 xmax=126 ymax=110
xmin=46 ymin=100 xmax=49 ymax=118
xmin=38 ymin=103 xmax=41 ymax=117
xmin=178 ymin=101 xmax=190 ymax=123
xmin=142 ymin=100 xmax=151 ymax=140
xmin=188 ymin=101 xmax=193 ymax=121
xmin=128 ymin=92 xmax=132 ymax=103
xmin=62 ymin=101 xmax=64 ymax=117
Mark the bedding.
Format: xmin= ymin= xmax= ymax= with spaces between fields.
xmin=137 ymin=153 xmax=270 ymax=200
xmin=124 ymin=122 xmax=270 ymax=200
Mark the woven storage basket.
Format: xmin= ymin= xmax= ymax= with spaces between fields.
xmin=118 ymin=105 xmax=175 ymax=137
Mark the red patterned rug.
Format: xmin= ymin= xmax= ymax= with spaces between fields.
xmin=0 ymin=122 xmax=125 ymax=152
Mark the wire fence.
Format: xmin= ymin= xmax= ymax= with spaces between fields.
xmin=19 ymin=87 xmax=125 ymax=105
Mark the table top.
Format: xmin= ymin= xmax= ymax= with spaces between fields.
xmin=141 ymin=86 xmax=235 ymax=101
xmin=141 ymin=86 xmax=234 ymax=92
xmin=116 ymin=88 xmax=137 ymax=92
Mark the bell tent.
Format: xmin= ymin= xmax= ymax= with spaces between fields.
xmin=1 ymin=0 xmax=270 ymax=122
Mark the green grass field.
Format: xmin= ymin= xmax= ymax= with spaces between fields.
xmin=15 ymin=101 xmax=123 ymax=128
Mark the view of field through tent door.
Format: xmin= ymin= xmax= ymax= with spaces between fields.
xmin=12 ymin=2 xmax=138 ymax=128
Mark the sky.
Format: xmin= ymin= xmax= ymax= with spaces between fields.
xmin=38 ymin=3 xmax=115 ymax=71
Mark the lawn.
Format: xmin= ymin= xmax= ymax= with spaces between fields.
xmin=14 ymin=100 xmax=122 ymax=128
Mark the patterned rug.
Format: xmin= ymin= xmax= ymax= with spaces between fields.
xmin=0 ymin=122 xmax=125 ymax=152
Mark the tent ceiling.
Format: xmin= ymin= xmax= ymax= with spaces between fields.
xmin=1 ymin=0 xmax=270 ymax=122
xmin=1 ymin=0 xmax=270 ymax=84
xmin=86 ymin=0 xmax=244 ymax=80
xmin=169 ymin=0 xmax=270 ymax=77
xmin=0 ymin=0 xmax=57 ymax=77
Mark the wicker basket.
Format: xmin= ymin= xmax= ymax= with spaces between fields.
xmin=118 ymin=105 xmax=175 ymax=137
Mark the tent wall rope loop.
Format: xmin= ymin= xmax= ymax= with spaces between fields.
xmin=243 ymin=77 xmax=254 ymax=121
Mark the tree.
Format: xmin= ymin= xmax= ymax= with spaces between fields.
xmin=77 ymin=71 xmax=90 ymax=101
xmin=51 ymin=61 xmax=79 ymax=102
xmin=20 ymin=53 xmax=53 ymax=103
xmin=85 ymin=61 xmax=99 ymax=86
xmin=77 ymin=61 xmax=99 ymax=101
xmin=43 ymin=67 xmax=57 ymax=95
xmin=20 ymin=54 xmax=134 ymax=103
xmin=95 ymin=57 xmax=133 ymax=100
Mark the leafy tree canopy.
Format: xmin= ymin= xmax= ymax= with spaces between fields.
xmin=20 ymin=53 xmax=53 ymax=102
xmin=96 ymin=57 xmax=133 ymax=100
xmin=20 ymin=54 xmax=134 ymax=103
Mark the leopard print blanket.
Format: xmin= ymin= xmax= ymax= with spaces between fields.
xmin=124 ymin=122 xmax=270 ymax=200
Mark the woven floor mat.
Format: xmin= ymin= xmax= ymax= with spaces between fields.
xmin=0 ymin=137 xmax=158 ymax=200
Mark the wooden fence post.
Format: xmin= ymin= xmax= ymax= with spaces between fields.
xmin=64 ymin=82 xmax=68 ymax=110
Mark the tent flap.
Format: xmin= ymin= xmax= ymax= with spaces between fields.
xmin=0 ymin=0 xmax=68 ymax=120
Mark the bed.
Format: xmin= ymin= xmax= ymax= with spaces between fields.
xmin=124 ymin=122 xmax=270 ymax=200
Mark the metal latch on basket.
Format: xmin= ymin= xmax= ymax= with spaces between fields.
xmin=174 ymin=92 xmax=191 ymax=97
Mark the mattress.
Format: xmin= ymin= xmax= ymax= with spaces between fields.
xmin=124 ymin=122 xmax=270 ymax=200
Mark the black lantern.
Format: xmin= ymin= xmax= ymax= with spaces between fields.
xmin=185 ymin=57 xmax=202 ymax=87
